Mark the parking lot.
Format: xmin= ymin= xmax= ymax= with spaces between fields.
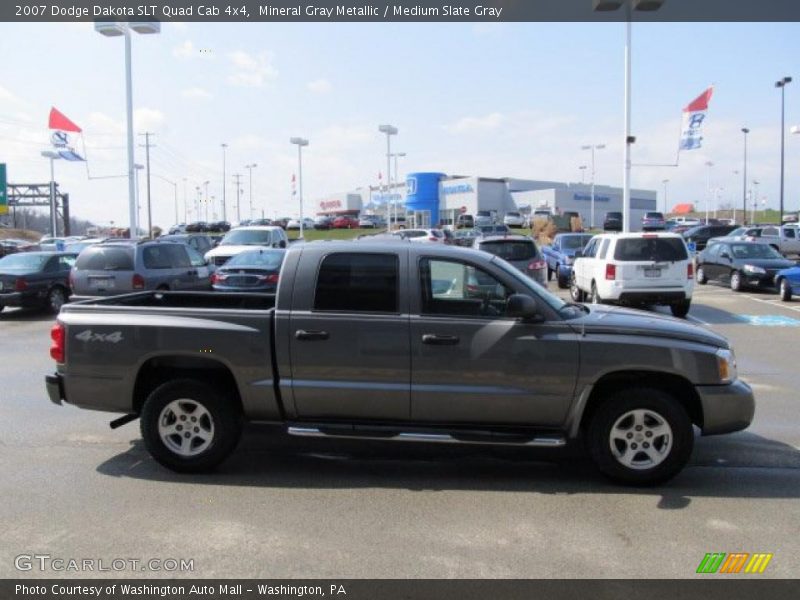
xmin=1 ymin=282 xmax=798 ymax=579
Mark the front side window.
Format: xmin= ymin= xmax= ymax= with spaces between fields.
xmin=598 ymin=239 xmax=611 ymax=260
xmin=314 ymin=253 xmax=398 ymax=313
xmin=420 ymin=258 xmax=512 ymax=318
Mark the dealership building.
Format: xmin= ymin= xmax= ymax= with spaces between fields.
xmin=314 ymin=173 xmax=658 ymax=230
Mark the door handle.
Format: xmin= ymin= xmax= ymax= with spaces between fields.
xmin=295 ymin=329 xmax=330 ymax=341
xmin=422 ymin=334 xmax=460 ymax=346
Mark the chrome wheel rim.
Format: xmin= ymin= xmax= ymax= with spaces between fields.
xmin=49 ymin=288 xmax=65 ymax=311
xmin=591 ymin=285 xmax=599 ymax=304
xmin=609 ymin=409 xmax=673 ymax=470
xmin=158 ymin=399 xmax=214 ymax=457
xmin=570 ymin=276 xmax=580 ymax=300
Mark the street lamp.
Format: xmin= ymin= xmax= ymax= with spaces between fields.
xmin=221 ymin=143 xmax=228 ymax=222
xmin=203 ymin=180 xmax=210 ymax=221
xmin=95 ymin=21 xmax=160 ymax=238
xmin=775 ymin=77 xmax=792 ymax=223
xmin=379 ymin=124 xmax=399 ymax=228
xmin=245 ymin=163 xmax=257 ymax=219
xmin=581 ymin=143 xmax=606 ymax=228
xmin=390 ymin=151 xmax=406 ymax=223
xmin=290 ymin=137 xmax=309 ymax=238
xmin=741 ymin=127 xmax=750 ymax=224
xmin=578 ymin=165 xmax=588 ymax=184
xmin=134 ymin=163 xmax=144 ymax=236
xmin=592 ymin=0 xmax=666 ymax=232
xmin=752 ymin=180 xmax=760 ymax=225
xmin=661 ymin=179 xmax=669 ymax=214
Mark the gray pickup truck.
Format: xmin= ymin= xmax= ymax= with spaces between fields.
xmin=46 ymin=242 xmax=754 ymax=485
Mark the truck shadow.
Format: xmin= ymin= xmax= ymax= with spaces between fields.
xmin=0 ymin=307 xmax=55 ymax=322
xmin=96 ymin=428 xmax=800 ymax=508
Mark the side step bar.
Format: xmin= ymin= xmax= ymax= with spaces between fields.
xmin=287 ymin=426 xmax=566 ymax=448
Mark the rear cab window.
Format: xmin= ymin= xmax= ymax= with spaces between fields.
xmin=614 ymin=238 xmax=688 ymax=262
xmin=314 ymin=253 xmax=399 ymax=313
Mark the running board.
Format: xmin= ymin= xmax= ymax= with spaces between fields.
xmin=286 ymin=426 xmax=566 ymax=448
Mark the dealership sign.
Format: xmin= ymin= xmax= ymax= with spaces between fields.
xmin=319 ymin=199 xmax=342 ymax=211
xmin=573 ymin=193 xmax=610 ymax=203
xmin=442 ymin=183 xmax=474 ymax=195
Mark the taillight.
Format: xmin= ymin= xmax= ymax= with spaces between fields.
xmin=265 ymin=273 xmax=279 ymax=284
xmin=210 ymin=273 xmax=220 ymax=284
xmin=605 ymin=264 xmax=616 ymax=280
xmin=428 ymin=236 xmax=438 ymax=242
xmin=50 ymin=323 xmax=65 ymax=363
xmin=528 ymin=260 xmax=546 ymax=271
xmin=131 ymin=274 xmax=145 ymax=289
xmin=15 ymin=278 xmax=28 ymax=291
xmin=687 ymin=263 xmax=694 ymax=279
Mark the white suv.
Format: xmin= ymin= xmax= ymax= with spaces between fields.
xmin=570 ymin=232 xmax=694 ymax=317
xmin=204 ymin=226 xmax=288 ymax=266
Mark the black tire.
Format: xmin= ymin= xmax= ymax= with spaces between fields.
xmin=590 ymin=281 xmax=601 ymax=305
xmin=46 ymin=286 xmax=68 ymax=314
xmin=140 ymin=379 xmax=243 ymax=473
xmin=730 ymin=270 xmax=743 ymax=292
xmin=779 ymin=278 xmax=792 ymax=302
xmin=547 ymin=267 xmax=553 ymax=282
xmin=670 ymin=299 xmax=691 ymax=318
xmin=587 ymin=387 xmax=694 ymax=486
xmin=696 ymin=265 xmax=708 ymax=285
xmin=570 ymin=273 xmax=585 ymax=302
xmin=557 ymin=271 xmax=569 ymax=290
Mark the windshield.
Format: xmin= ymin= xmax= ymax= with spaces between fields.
xmin=560 ymin=235 xmax=594 ymax=250
xmin=729 ymin=243 xmax=783 ymax=259
xmin=480 ymin=241 xmax=536 ymax=261
xmin=491 ymin=257 xmax=567 ymax=313
xmin=220 ymin=229 xmax=274 ymax=246
xmin=645 ymin=212 xmax=663 ymax=219
xmin=0 ymin=253 xmax=49 ymax=271
xmin=727 ymin=227 xmax=747 ymax=237
xmin=225 ymin=249 xmax=285 ymax=268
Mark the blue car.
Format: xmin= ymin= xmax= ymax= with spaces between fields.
xmin=775 ymin=265 xmax=800 ymax=301
xmin=541 ymin=233 xmax=595 ymax=289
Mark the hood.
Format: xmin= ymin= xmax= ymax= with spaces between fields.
xmin=569 ymin=304 xmax=729 ymax=349
xmin=735 ymin=258 xmax=795 ymax=269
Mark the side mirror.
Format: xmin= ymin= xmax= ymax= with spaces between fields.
xmin=506 ymin=294 xmax=544 ymax=323
xmin=720 ymin=252 xmax=731 ymax=260
xmin=573 ymin=250 xmax=583 ymax=258
xmin=278 ymin=240 xmax=287 ymax=249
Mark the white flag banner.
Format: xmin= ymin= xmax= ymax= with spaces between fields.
xmin=679 ymin=87 xmax=714 ymax=151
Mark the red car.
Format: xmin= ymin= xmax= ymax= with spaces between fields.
xmin=333 ymin=216 xmax=359 ymax=229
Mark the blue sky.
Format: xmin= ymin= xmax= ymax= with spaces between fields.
xmin=0 ymin=20 xmax=798 ymax=227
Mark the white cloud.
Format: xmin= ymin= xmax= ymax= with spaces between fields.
xmin=227 ymin=51 xmax=278 ymax=87
xmin=173 ymin=40 xmax=213 ymax=60
xmin=0 ymin=85 xmax=22 ymax=105
xmin=181 ymin=87 xmax=212 ymax=100
xmin=445 ymin=112 xmax=505 ymax=134
xmin=135 ymin=108 xmax=166 ymax=132
xmin=307 ymin=78 xmax=332 ymax=94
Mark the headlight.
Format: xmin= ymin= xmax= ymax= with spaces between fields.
xmin=743 ymin=264 xmax=766 ymax=275
xmin=716 ymin=348 xmax=737 ymax=384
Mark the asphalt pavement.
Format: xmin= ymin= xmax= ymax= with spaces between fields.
xmin=1 ymin=284 xmax=798 ymax=579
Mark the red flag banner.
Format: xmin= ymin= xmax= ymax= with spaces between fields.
xmin=48 ymin=107 xmax=82 ymax=133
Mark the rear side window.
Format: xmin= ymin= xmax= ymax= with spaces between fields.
xmin=614 ymin=238 xmax=688 ymax=262
xmin=314 ymin=253 xmax=398 ymax=313
xmin=143 ymin=245 xmax=190 ymax=269
xmin=479 ymin=241 xmax=536 ymax=261
xmin=598 ymin=239 xmax=611 ymax=259
xmin=75 ymin=247 xmax=134 ymax=271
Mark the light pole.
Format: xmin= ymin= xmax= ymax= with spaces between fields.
xmin=752 ymin=180 xmax=760 ymax=225
xmin=245 ymin=163 xmax=257 ymax=219
xmin=134 ymin=163 xmax=144 ymax=236
xmin=41 ymin=150 xmax=60 ymax=236
xmin=661 ymin=179 xmax=669 ymax=214
xmin=705 ymin=160 xmax=714 ymax=224
xmin=390 ymin=151 xmax=406 ymax=223
xmin=221 ymin=143 xmax=228 ymax=222
xmin=290 ymin=137 xmax=309 ymax=238
xmin=579 ymin=165 xmax=587 ymax=184
xmin=182 ymin=177 xmax=188 ymax=223
xmin=203 ymin=180 xmax=210 ymax=221
xmin=94 ymin=21 xmax=161 ymax=238
xmin=581 ymin=143 xmax=606 ymax=229
xmin=379 ymin=124 xmax=398 ymax=229
xmin=776 ymin=77 xmax=792 ymax=223
xmin=592 ymin=0 xmax=665 ymax=232
xmin=741 ymin=127 xmax=749 ymax=224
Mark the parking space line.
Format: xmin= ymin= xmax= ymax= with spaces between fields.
xmin=686 ymin=315 xmax=711 ymax=326
xmin=744 ymin=295 xmax=800 ymax=314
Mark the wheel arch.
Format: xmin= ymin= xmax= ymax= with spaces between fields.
xmin=132 ymin=355 xmax=243 ymax=416
xmin=577 ymin=370 xmax=703 ymax=435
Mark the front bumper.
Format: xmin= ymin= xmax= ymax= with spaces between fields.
xmin=696 ymin=379 xmax=755 ymax=436
xmin=46 ymin=373 xmax=65 ymax=406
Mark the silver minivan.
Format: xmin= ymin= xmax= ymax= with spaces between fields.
xmin=70 ymin=240 xmax=212 ymax=298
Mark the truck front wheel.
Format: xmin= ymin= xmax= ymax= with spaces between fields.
xmin=140 ymin=379 xmax=243 ymax=473
xmin=587 ymin=388 xmax=694 ymax=486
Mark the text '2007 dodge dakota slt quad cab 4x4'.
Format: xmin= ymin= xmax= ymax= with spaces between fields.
xmin=46 ymin=242 xmax=755 ymax=485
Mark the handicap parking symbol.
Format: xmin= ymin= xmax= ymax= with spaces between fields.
xmin=737 ymin=315 xmax=800 ymax=327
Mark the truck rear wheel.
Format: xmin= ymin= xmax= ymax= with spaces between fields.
xmin=587 ymin=388 xmax=694 ymax=486
xmin=140 ymin=379 xmax=243 ymax=473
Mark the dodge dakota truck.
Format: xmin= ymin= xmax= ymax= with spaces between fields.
xmin=46 ymin=242 xmax=755 ymax=485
